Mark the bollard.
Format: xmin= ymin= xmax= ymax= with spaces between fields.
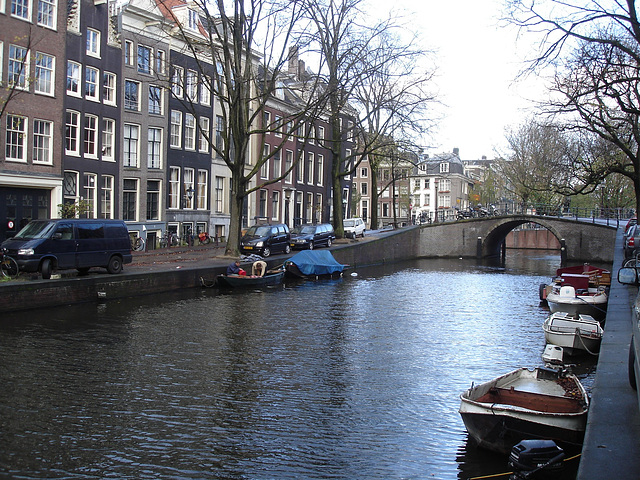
xmin=476 ymin=236 xmax=482 ymax=258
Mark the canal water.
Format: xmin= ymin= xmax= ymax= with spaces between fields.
xmin=0 ymin=251 xmax=606 ymax=479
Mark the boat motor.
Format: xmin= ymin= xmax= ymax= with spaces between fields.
xmin=508 ymin=439 xmax=564 ymax=479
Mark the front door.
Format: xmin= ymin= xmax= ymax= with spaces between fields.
xmin=0 ymin=187 xmax=51 ymax=242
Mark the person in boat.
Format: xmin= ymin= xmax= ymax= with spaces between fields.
xmin=226 ymin=260 xmax=246 ymax=276
xmin=252 ymin=260 xmax=267 ymax=277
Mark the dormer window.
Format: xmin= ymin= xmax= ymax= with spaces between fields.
xmin=188 ymin=9 xmax=198 ymax=30
xmin=439 ymin=162 xmax=449 ymax=173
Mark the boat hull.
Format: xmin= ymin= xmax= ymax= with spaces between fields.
xmin=459 ymin=368 xmax=588 ymax=455
xmin=543 ymin=312 xmax=603 ymax=355
xmin=215 ymin=270 xmax=284 ymax=288
xmin=545 ymin=292 xmax=607 ymax=320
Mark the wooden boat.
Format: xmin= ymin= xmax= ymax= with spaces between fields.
xmin=540 ymin=264 xmax=610 ymax=320
xmin=543 ymin=312 xmax=603 ymax=356
xmin=201 ymin=269 xmax=285 ymax=288
xmin=284 ymin=250 xmax=345 ymax=279
xmin=459 ymin=367 xmax=589 ymax=455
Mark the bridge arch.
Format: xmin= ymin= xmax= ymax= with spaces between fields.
xmin=482 ymin=217 xmax=564 ymax=259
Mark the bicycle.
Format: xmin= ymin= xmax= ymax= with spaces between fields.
xmin=131 ymin=236 xmax=146 ymax=252
xmin=159 ymin=231 xmax=179 ymax=248
xmin=197 ymin=231 xmax=212 ymax=245
xmin=0 ymin=248 xmax=19 ymax=279
xmin=624 ymin=251 xmax=640 ymax=267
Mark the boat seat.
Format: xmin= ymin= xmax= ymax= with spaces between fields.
xmin=559 ymin=286 xmax=576 ymax=298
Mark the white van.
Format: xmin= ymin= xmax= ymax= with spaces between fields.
xmin=344 ymin=218 xmax=366 ymax=238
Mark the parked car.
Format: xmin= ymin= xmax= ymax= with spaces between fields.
xmin=624 ymin=217 xmax=637 ymax=250
xmin=240 ymin=223 xmax=291 ymax=257
xmin=290 ymin=224 xmax=335 ymax=250
xmin=343 ymin=218 xmax=366 ymax=238
xmin=0 ymin=219 xmax=132 ymax=279
xmin=625 ymin=223 xmax=640 ymax=258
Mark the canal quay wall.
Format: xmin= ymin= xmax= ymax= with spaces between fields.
xmin=577 ymin=228 xmax=640 ymax=479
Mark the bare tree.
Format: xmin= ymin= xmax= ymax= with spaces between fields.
xmin=301 ymin=0 xmax=436 ymax=236
xmin=507 ymin=0 xmax=640 ymax=213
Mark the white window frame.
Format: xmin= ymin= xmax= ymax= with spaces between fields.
xmin=317 ymin=154 xmax=324 ymax=186
xmin=147 ymin=127 xmax=162 ymax=169
xmin=197 ymin=169 xmax=208 ymax=209
xmin=170 ymin=110 xmax=182 ymax=148
xmin=169 ymin=167 xmax=180 ymax=209
xmin=261 ymin=145 xmax=269 ymax=179
xmin=137 ymin=44 xmax=152 ymax=74
xmin=307 ymin=151 xmax=314 ymax=185
xmin=33 ymin=118 xmax=53 ymax=164
xmin=103 ymin=71 xmax=116 ymax=106
xmin=37 ymin=0 xmax=56 ymax=28
xmin=85 ymin=66 xmax=99 ymax=101
xmin=186 ymin=69 xmax=197 ymax=101
xmin=198 ymin=116 xmax=209 ymax=153
xmin=184 ymin=168 xmax=195 ymax=209
xmin=34 ymin=52 xmax=54 ymax=96
xmin=65 ymin=110 xmax=80 ymax=156
xmin=124 ymin=40 xmax=134 ymax=66
xmin=148 ymin=85 xmax=163 ymax=115
xmin=8 ymin=44 xmax=28 ymax=90
xmin=155 ymin=49 xmax=166 ymax=75
xmin=124 ymin=79 xmax=140 ymax=111
xmin=184 ymin=113 xmax=196 ymax=150
xmin=123 ymin=123 xmax=140 ymax=168
xmin=83 ymin=114 xmax=98 ymax=158
xmin=200 ymin=74 xmax=211 ymax=105
xmin=11 ymin=0 xmax=30 ymax=20
xmin=84 ymin=173 xmax=97 ymax=218
xmin=6 ymin=114 xmax=27 ymax=162
xmin=66 ymin=60 xmax=81 ymax=96
xmin=86 ymin=28 xmax=100 ymax=58
xmin=171 ymin=66 xmax=184 ymax=98
xmin=101 ymin=176 xmax=114 ymax=219
xmin=101 ymin=118 xmax=115 ymax=161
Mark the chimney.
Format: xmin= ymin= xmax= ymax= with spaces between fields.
xmin=453 ymin=147 xmax=459 ymax=156
xmin=288 ymin=46 xmax=299 ymax=78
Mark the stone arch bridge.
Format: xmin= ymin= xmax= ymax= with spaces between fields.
xmin=334 ymin=215 xmax=618 ymax=268
xmin=417 ymin=215 xmax=617 ymax=263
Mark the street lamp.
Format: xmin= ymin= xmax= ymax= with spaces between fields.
xmin=434 ymin=178 xmax=439 ymax=223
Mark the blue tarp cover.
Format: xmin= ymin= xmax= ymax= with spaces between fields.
xmin=287 ymin=250 xmax=344 ymax=276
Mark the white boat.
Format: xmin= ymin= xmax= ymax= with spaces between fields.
xmin=459 ymin=367 xmax=589 ymax=455
xmin=543 ymin=312 xmax=603 ymax=356
xmin=540 ymin=264 xmax=610 ymax=320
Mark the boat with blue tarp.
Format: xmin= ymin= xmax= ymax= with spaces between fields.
xmin=284 ymin=250 xmax=345 ymax=279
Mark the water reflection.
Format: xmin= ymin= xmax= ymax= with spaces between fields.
xmin=0 ymin=251 xmax=606 ymax=479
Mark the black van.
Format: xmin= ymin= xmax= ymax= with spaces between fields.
xmin=1 ymin=219 xmax=132 ymax=279
xmin=240 ymin=223 xmax=291 ymax=257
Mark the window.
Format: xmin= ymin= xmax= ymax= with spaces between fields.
xmin=85 ymin=66 xmax=99 ymax=101
xmin=137 ymin=45 xmax=151 ymax=74
xmin=147 ymin=127 xmax=162 ymax=169
xmin=8 ymin=45 xmax=28 ymax=90
xmin=258 ymin=190 xmax=267 ymax=217
xmin=317 ymin=154 xmax=324 ymax=186
xmin=6 ymin=115 xmax=27 ymax=162
xmin=64 ymin=171 xmax=78 ymax=201
xmin=65 ymin=110 xmax=80 ymax=155
xmin=124 ymin=40 xmax=133 ymax=66
xmin=261 ymin=145 xmax=269 ymax=179
xmin=316 ymin=194 xmax=323 ymax=220
xmin=307 ymin=152 xmax=314 ymax=184
xmin=34 ymin=52 xmax=54 ymax=95
xmin=296 ymin=153 xmax=304 ymax=183
xmin=263 ymin=111 xmax=271 ymax=130
xmin=37 ymin=0 xmax=56 ymax=28
xmin=103 ymin=72 xmax=116 ymax=105
xmin=155 ymin=49 xmax=166 ymax=75
xmin=169 ymin=167 xmax=180 ymax=209
xmin=273 ymin=149 xmax=281 ymax=178
xmin=198 ymin=117 xmax=209 ymax=152
xmin=440 ymin=162 xmax=449 ymax=173
xmin=124 ymin=80 xmax=140 ymax=111
xmin=122 ymin=179 xmax=138 ymax=221
xmin=361 ymin=182 xmax=368 ymax=195
xmin=188 ymin=9 xmax=198 ymax=30
xmin=274 ymin=115 xmax=282 ymax=137
xmin=186 ymin=70 xmax=197 ymax=101
xmin=101 ymin=118 xmax=115 ymax=161
xmin=285 ymin=150 xmax=293 ymax=184
xmin=361 ymin=167 xmax=368 ymax=178
xmin=84 ymin=174 xmax=97 ymax=218
xmin=318 ymin=125 xmax=325 ymax=142
xmin=123 ymin=124 xmax=139 ymax=168
xmin=170 ymin=111 xmax=182 ymax=148
xmin=83 ymin=114 xmax=98 ymax=157
xmin=148 ymin=85 xmax=162 ymax=114
xmin=184 ymin=113 xmax=196 ymax=150
xmin=306 ymin=193 xmax=312 ymax=223
xmin=66 ymin=61 xmax=81 ymax=96
xmin=147 ymin=180 xmax=160 ymax=220
xmin=215 ymin=176 xmax=224 ymax=213
xmin=197 ymin=170 xmax=207 ymax=209
xmin=200 ymin=75 xmax=211 ymax=105
xmin=216 ymin=115 xmax=224 ymax=152
xmin=272 ymin=191 xmax=279 ymax=221
xmin=11 ymin=0 xmax=30 ymax=19
xmin=184 ymin=168 xmax=195 ymax=209
xmin=171 ymin=66 xmax=184 ymax=97
xmin=33 ymin=119 xmax=52 ymax=164
xmin=101 ymin=176 xmax=113 ymax=219
xmin=86 ymin=29 xmax=100 ymax=57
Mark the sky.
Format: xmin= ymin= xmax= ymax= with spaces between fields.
xmin=385 ymin=0 xmax=546 ymax=160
